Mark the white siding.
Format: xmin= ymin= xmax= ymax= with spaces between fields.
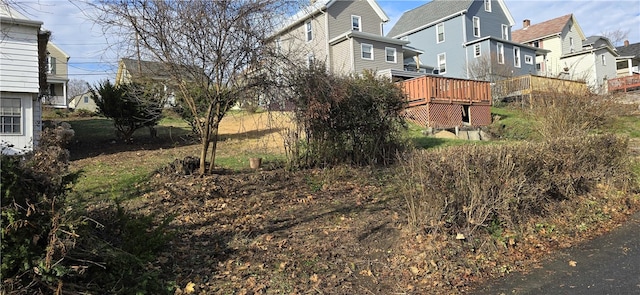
xmin=0 ymin=23 xmax=41 ymax=93
xmin=1 ymin=92 xmax=38 ymax=155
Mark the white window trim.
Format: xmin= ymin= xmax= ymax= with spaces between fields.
xmin=305 ymin=20 xmax=313 ymax=42
xmin=501 ymin=24 xmax=508 ymax=40
xmin=484 ymin=0 xmax=492 ymax=12
xmin=361 ymin=43 xmax=373 ymax=60
xmin=385 ymin=47 xmax=397 ymax=63
xmin=513 ymin=46 xmax=521 ymax=68
xmin=473 ymin=16 xmax=481 ymax=37
xmin=601 ymin=54 xmax=606 ymax=66
xmin=0 ymin=98 xmax=23 ymax=135
xmin=497 ymin=42 xmax=504 ymax=64
xmin=436 ymin=22 xmax=445 ymax=43
xmin=524 ymin=55 xmax=533 ymax=65
xmin=474 ymin=44 xmax=481 ymax=57
xmin=306 ymin=52 xmax=315 ymax=68
xmin=437 ymin=53 xmax=446 ymax=74
xmin=351 ymin=15 xmax=361 ymax=32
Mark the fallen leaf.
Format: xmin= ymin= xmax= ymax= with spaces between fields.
xmin=569 ymin=260 xmax=577 ymax=267
xmin=184 ymin=282 xmax=196 ymax=294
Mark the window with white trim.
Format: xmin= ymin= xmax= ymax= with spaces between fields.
xmin=501 ymin=24 xmax=508 ymax=40
xmin=497 ymin=42 xmax=504 ymax=64
xmin=436 ymin=23 xmax=445 ymax=43
xmin=513 ymin=46 xmax=521 ymax=68
xmin=47 ymin=56 xmax=56 ymax=74
xmin=0 ymin=98 xmax=22 ymax=134
xmin=484 ymin=0 xmax=492 ymax=12
xmin=601 ymin=54 xmax=606 ymax=66
xmin=275 ymin=38 xmax=281 ymax=54
xmin=473 ymin=17 xmax=480 ymax=37
xmin=306 ymin=53 xmax=315 ymax=68
xmin=84 ymin=96 xmax=89 ymax=103
xmin=569 ymin=37 xmax=574 ymax=51
xmin=524 ymin=55 xmax=533 ymax=64
xmin=437 ymin=53 xmax=446 ymax=74
xmin=305 ymin=21 xmax=313 ymax=42
xmin=351 ymin=15 xmax=361 ymax=31
xmin=474 ymin=44 xmax=481 ymax=57
xmin=385 ymin=47 xmax=396 ymax=63
xmin=361 ymin=43 xmax=373 ymax=60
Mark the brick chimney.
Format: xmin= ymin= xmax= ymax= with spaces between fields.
xmin=624 ymin=40 xmax=629 ymax=47
xmin=523 ymin=19 xmax=531 ymax=29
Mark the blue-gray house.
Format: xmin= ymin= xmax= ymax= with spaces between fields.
xmin=387 ymin=0 xmax=547 ymax=81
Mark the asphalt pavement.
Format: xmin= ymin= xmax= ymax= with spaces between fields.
xmin=473 ymin=211 xmax=640 ymax=295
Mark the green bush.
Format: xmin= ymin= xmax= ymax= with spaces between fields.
xmin=287 ymin=65 xmax=408 ymax=167
xmin=398 ymin=134 xmax=631 ymax=234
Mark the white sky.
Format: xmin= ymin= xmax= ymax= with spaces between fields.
xmin=20 ymin=0 xmax=640 ymax=85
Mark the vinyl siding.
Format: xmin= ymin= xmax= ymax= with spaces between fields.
xmin=327 ymin=0 xmax=384 ymax=39
xmin=0 ymin=92 xmax=38 ymax=154
xmin=47 ymin=44 xmax=69 ymax=78
xmin=0 ymin=24 xmax=40 ymax=93
xmin=352 ymin=38 xmax=403 ymax=73
xmin=465 ymin=0 xmax=511 ymax=41
xmin=330 ymin=39 xmax=353 ymax=75
xmin=561 ymin=20 xmax=583 ymax=55
xmin=277 ymin=12 xmax=329 ymax=65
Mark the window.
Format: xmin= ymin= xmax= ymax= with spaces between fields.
xmin=305 ymin=21 xmax=312 ymax=42
xmin=0 ymin=98 xmax=21 ymax=134
xmin=385 ymin=47 xmax=396 ymax=63
xmin=536 ymin=63 xmax=542 ymax=71
xmin=513 ymin=46 xmax=521 ymax=68
xmin=275 ymin=38 xmax=281 ymax=54
xmin=437 ymin=53 xmax=446 ymax=74
xmin=49 ymin=84 xmax=57 ymax=96
xmin=501 ymin=24 xmax=508 ymax=40
xmin=436 ymin=23 xmax=445 ymax=43
xmin=84 ymin=96 xmax=89 ymax=103
xmin=306 ymin=53 xmax=315 ymax=68
xmin=474 ymin=44 xmax=481 ymax=57
xmin=569 ymin=37 xmax=574 ymax=51
xmin=524 ymin=55 xmax=533 ymax=65
xmin=361 ymin=43 xmax=373 ymax=60
xmin=484 ymin=0 xmax=492 ymax=12
xmin=47 ymin=56 xmax=56 ymax=74
xmin=532 ymin=40 xmax=540 ymax=48
xmin=601 ymin=54 xmax=606 ymax=66
xmin=351 ymin=15 xmax=361 ymax=31
xmin=473 ymin=17 xmax=480 ymax=37
xmin=497 ymin=42 xmax=504 ymax=64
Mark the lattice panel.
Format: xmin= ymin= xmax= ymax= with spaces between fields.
xmin=403 ymin=105 xmax=429 ymax=127
xmin=470 ymin=105 xmax=492 ymax=126
xmin=428 ymin=103 xmax=461 ymax=128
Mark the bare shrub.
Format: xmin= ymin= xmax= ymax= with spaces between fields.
xmin=398 ymin=134 xmax=630 ymax=235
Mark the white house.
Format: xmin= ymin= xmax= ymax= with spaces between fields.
xmin=0 ymin=5 xmax=46 ymax=155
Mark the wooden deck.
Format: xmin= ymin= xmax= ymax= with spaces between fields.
xmin=608 ymin=74 xmax=640 ymax=92
xmin=493 ymin=75 xmax=588 ymax=101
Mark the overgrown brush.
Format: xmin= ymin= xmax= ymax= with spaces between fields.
xmin=398 ymin=134 xmax=632 ymax=235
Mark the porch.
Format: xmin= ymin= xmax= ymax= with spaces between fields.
xmin=399 ymin=75 xmax=492 ymax=129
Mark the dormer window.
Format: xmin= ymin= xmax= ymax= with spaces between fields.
xmin=351 ymin=15 xmax=361 ymax=31
xmin=484 ymin=0 xmax=491 ymax=12
xmin=305 ymin=21 xmax=313 ymax=42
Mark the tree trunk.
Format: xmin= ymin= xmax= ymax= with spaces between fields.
xmin=207 ymin=125 xmax=219 ymax=174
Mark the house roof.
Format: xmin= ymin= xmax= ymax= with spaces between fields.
xmin=0 ymin=4 xmax=43 ymax=27
xmin=616 ymin=41 xmax=640 ymax=58
xmin=274 ymin=0 xmax=389 ymax=36
xmin=511 ymin=14 xmax=585 ymax=43
xmin=464 ymin=36 xmax=550 ymax=55
xmin=329 ymin=30 xmax=410 ymax=46
xmin=387 ymin=0 xmax=515 ymax=39
xmin=117 ymin=58 xmax=173 ymax=83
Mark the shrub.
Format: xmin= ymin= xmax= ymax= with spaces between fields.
xmin=398 ymin=134 xmax=631 ymax=234
xmin=287 ymin=65 xmax=408 ymax=167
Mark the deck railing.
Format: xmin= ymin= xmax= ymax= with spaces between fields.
xmin=400 ymin=75 xmax=491 ymax=107
xmin=608 ymin=74 xmax=640 ymax=92
xmin=493 ymin=74 xmax=588 ymax=100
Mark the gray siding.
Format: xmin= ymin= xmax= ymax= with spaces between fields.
xmin=352 ymin=38 xmax=403 ymax=73
xmin=331 ymin=39 xmax=353 ymax=74
xmin=327 ymin=1 xmax=384 ymax=39
xmin=491 ymin=40 xmax=537 ymax=76
xmin=561 ymin=20 xmax=583 ymax=54
xmin=465 ymin=0 xmax=511 ymax=41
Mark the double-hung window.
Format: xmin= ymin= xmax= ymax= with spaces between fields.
xmin=484 ymin=0 xmax=491 ymax=12
xmin=437 ymin=53 xmax=446 ymax=74
xmin=513 ymin=46 xmax=521 ymax=68
xmin=524 ymin=55 xmax=533 ymax=65
xmin=601 ymin=54 xmax=606 ymax=66
xmin=497 ymin=42 xmax=504 ymax=64
xmin=361 ymin=43 xmax=373 ymax=60
xmin=501 ymin=24 xmax=509 ymax=40
xmin=351 ymin=15 xmax=361 ymax=31
xmin=385 ymin=47 xmax=396 ymax=63
xmin=0 ymin=98 xmax=21 ymax=134
xmin=473 ymin=17 xmax=480 ymax=37
xmin=306 ymin=53 xmax=315 ymax=68
xmin=436 ymin=23 xmax=445 ymax=43
xmin=305 ymin=21 xmax=313 ymax=42
xmin=474 ymin=44 xmax=481 ymax=57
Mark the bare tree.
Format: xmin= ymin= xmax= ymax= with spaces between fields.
xmin=67 ymin=78 xmax=89 ymax=103
xmin=601 ymin=29 xmax=629 ymax=47
xmin=467 ymin=53 xmax=516 ymax=83
xmin=93 ymin=0 xmax=299 ymax=174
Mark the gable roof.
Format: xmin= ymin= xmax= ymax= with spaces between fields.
xmin=274 ymin=0 xmax=389 ymax=36
xmin=387 ymin=0 xmax=515 ymax=39
xmin=511 ymin=14 xmax=585 ymax=43
xmin=616 ymin=41 xmax=640 ymax=58
xmin=116 ymin=58 xmax=173 ymax=83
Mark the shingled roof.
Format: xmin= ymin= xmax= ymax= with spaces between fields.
xmin=617 ymin=41 xmax=640 ymax=58
xmin=387 ymin=0 xmax=474 ymax=38
xmin=511 ymin=14 xmax=583 ymax=43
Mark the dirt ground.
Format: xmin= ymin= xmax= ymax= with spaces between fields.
xmin=68 ymin=111 xmax=640 ymax=294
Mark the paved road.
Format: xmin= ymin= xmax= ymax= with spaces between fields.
xmin=474 ymin=211 xmax=640 ymax=295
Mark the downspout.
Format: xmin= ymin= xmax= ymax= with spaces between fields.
xmin=462 ymin=12 xmax=469 ymax=78
xmin=323 ymin=9 xmax=330 ymax=70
